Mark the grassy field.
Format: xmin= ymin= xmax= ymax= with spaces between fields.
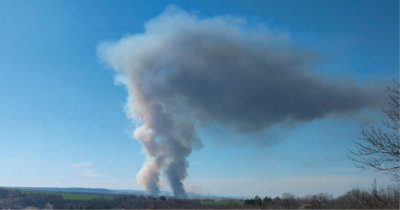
xmin=18 ymin=188 xmax=115 ymax=201
xmin=201 ymin=199 xmax=243 ymax=207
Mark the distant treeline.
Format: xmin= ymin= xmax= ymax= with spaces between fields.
xmin=0 ymin=188 xmax=241 ymax=209
xmin=0 ymin=185 xmax=399 ymax=209
xmin=244 ymin=185 xmax=399 ymax=209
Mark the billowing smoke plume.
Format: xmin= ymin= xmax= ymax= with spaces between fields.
xmin=99 ymin=7 xmax=378 ymax=197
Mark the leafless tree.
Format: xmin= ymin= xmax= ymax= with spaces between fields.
xmin=349 ymin=81 xmax=400 ymax=181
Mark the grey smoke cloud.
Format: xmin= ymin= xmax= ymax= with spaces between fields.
xmin=99 ymin=7 xmax=378 ymax=196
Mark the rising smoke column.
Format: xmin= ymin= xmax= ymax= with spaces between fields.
xmin=99 ymin=6 xmax=379 ymax=196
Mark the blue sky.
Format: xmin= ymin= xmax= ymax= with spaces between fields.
xmin=0 ymin=0 xmax=398 ymax=197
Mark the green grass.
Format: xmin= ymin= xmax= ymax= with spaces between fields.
xmin=201 ymin=200 xmax=243 ymax=207
xmin=58 ymin=192 xmax=114 ymax=201
xmin=18 ymin=188 xmax=115 ymax=201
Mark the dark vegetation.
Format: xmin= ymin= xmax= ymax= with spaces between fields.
xmin=244 ymin=184 xmax=399 ymax=209
xmin=0 ymin=187 xmax=242 ymax=209
xmin=1 ymin=184 xmax=398 ymax=209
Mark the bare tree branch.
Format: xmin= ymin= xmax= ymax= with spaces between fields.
xmin=348 ymin=81 xmax=400 ymax=182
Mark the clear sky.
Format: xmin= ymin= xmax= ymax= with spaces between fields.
xmin=0 ymin=0 xmax=398 ymax=197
